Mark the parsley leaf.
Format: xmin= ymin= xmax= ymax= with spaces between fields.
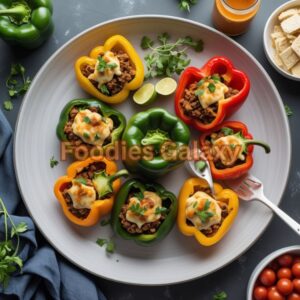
xmin=208 ymin=82 xmax=216 ymax=93
xmin=134 ymin=191 xmax=144 ymax=201
xmin=141 ymin=36 xmax=154 ymax=50
xmin=3 ymin=100 xmax=13 ymax=111
xmin=155 ymin=206 xmax=168 ymax=215
xmin=97 ymin=56 xmax=107 ymax=73
xmin=50 ymin=156 xmax=59 ymax=168
xmin=100 ymin=84 xmax=110 ymax=95
xmin=179 ymin=0 xmax=198 ymax=12
xmin=75 ymin=177 xmax=87 ymax=185
xmin=213 ymin=291 xmax=228 ymax=300
xmin=195 ymin=199 xmax=214 ymax=223
xmin=83 ymin=116 xmax=91 ymax=124
xmin=96 ymin=238 xmax=115 ymax=254
xmin=285 ymin=104 xmax=293 ymax=117
xmin=128 ymin=202 xmax=146 ymax=216
xmin=107 ymin=63 xmax=118 ymax=69
xmin=195 ymin=89 xmax=204 ymax=97
xmin=11 ymin=222 xmax=28 ymax=238
xmin=221 ymin=127 xmax=234 ymax=136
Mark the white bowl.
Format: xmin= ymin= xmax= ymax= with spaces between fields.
xmin=263 ymin=0 xmax=300 ymax=81
xmin=247 ymin=245 xmax=300 ymax=300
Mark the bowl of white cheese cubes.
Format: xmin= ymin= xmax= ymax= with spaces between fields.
xmin=264 ymin=0 xmax=300 ymax=81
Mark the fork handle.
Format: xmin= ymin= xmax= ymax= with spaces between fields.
xmin=257 ymin=195 xmax=300 ymax=236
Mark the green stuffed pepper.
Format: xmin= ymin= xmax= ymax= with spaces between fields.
xmin=0 ymin=0 xmax=54 ymax=49
xmin=122 ymin=108 xmax=191 ymax=178
xmin=56 ymin=98 xmax=126 ymax=154
xmin=111 ymin=178 xmax=178 ymax=246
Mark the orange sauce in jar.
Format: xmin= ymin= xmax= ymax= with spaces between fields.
xmin=212 ymin=0 xmax=261 ymax=36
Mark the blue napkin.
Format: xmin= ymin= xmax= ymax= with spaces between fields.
xmin=0 ymin=109 xmax=107 ymax=300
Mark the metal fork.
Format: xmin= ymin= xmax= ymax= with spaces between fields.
xmin=224 ymin=174 xmax=300 ymax=236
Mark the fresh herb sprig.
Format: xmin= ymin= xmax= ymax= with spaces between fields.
xmin=0 ymin=197 xmax=28 ymax=287
xmin=50 ymin=156 xmax=59 ymax=168
xmin=141 ymin=33 xmax=204 ymax=79
xmin=195 ymin=199 xmax=214 ymax=223
xmin=96 ymin=238 xmax=115 ymax=254
xmin=179 ymin=0 xmax=198 ymax=12
xmin=128 ymin=202 xmax=147 ymax=216
xmin=213 ymin=291 xmax=228 ymax=300
xmin=285 ymin=104 xmax=293 ymax=117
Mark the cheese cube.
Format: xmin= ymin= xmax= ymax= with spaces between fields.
xmin=275 ymin=37 xmax=290 ymax=53
xmin=278 ymin=8 xmax=298 ymax=21
xmin=291 ymin=35 xmax=300 ymax=57
xmin=271 ymin=31 xmax=285 ymax=40
xmin=281 ymin=14 xmax=300 ymax=34
xmin=279 ymin=47 xmax=299 ymax=69
xmin=291 ymin=61 xmax=300 ymax=77
xmin=274 ymin=52 xmax=284 ymax=68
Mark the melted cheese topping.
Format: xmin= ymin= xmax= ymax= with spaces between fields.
xmin=72 ymin=109 xmax=113 ymax=146
xmin=185 ymin=191 xmax=222 ymax=230
xmin=196 ymin=79 xmax=229 ymax=109
xmin=213 ymin=135 xmax=245 ymax=166
xmin=88 ymin=51 xmax=122 ymax=87
xmin=126 ymin=191 xmax=162 ymax=228
xmin=67 ymin=180 xmax=96 ymax=209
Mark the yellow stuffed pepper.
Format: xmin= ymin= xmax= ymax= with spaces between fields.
xmin=177 ymin=178 xmax=238 ymax=246
xmin=54 ymin=156 xmax=128 ymax=226
xmin=75 ymin=35 xmax=144 ymax=104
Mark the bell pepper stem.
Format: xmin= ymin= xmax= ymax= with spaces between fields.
xmin=0 ymin=3 xmax=31 ymax=24
xmin=244 ymin=140 xmax=271 ymax=153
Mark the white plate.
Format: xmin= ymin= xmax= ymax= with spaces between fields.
xmin=14 ymin=16 xmax=291 ymax=285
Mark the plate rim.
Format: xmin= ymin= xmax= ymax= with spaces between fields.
xmin=13 ymin=14 xmax=292 ymax=286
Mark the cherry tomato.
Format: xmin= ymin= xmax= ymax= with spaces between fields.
xmin=292 ymin=263 xmax=300 ymax=278
xmin=278 ymin=268 xmax=293 ymax=279
xmin=293 ymin=279 xmax=300 ymax=293
xmin=288 ymin=293 xmax=300 ymax=300
xmin=278 ymin=254 xmax=293 ymax=267
xmin=276 ymin=278 xmax=293 ymax=295
xmin=268 ymin=289 xmax=285 ymax=300
xmin=294 ymin=257 xmax=300 ymax=264
xmin=253 ymin=286 xmax=268 ymax=300
xmin=260 ymin=268 xmax=276 ymax=286
xmin=269 ymin=260 xmax=280 ymax=271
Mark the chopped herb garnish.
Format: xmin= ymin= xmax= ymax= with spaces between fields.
xmin=155 ymin=206 xmax=168 ymax=215
xmin=211 ymin=74 xmax=221 ymax=82
xmin=128 ymin=202 xmax=147 ymax=216
xmin=3 ymin=100 xmax=13 ymax=111
xmin=195 ymin=199 xmax=214 ymax=223
xmin=100 ymin=84 xmax=110 ymax=95
xmin=197 ymin=78 xmax=206 ymax=87
xmin=195 ymin=89 xmax=204 ymax=97
xmin=134 ymin=191 xmax=144 ymax=201
xmin=83 ymin=132 xmax=90 ymax=139
xmin=208 ymin=82 xmax=216 ymax=93
xmin=96 ymin=238 xmax=115 ymax=254
xmin=107 ymin=63 xmax=118 ymax=69
xmin=75 ymin=177 xmax=87 ymax=185
xmin=100 ymin=219 xmax=111 ymax=226
xmin=50 ymin=156 xmax=59 ymax=168
xmin=195 ymin=160 xmax=207 ymax=172
xmin=221 ymin=127 xmax=234 ymax=136
xmin=141 ymin=33 xmax=203 ymax=79
xmin=179 ymin=0 xmax=198 ymax=12
xmin=83 ymin=116 xmax=91 ymax=123
xmin=97 ymin=56 xmax=107 ymax=73
xmin=285 ymin=104 xmax=293 ymax=117
xmin=213 ymin=291 xmax=228 ymax=300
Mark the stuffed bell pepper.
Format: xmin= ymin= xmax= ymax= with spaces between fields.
xmin=175 ymin=56 xmax=250 ymax=132
xmin=56 ymin=98 xmax=126 ymax=153
xmin=111 ymin=179 xmax=178 ymax=245
xmin=122 ymin=108 xmax=191 ymax=178
xmin=200 ymin=121 xmax=270 ymax=180
xmin=75 ymin=35 xmax=144 ymax=104
xmin=0 ymin=0 xmax=54 ymax=49
xmin=54 ymin=156 xmax=128 ymax=226
xmin=177 ymin=178 xmax=238 ymax=246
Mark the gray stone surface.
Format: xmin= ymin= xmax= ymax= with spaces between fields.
xmin=0 ymin=0 xmax=299 ymax=299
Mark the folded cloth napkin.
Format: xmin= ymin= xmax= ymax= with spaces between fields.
xmin=0 ymin=109 xmax=107 ymax=300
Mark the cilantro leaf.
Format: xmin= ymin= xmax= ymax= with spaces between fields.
xmin=208 ymin=82 xmax=216 ymax=93
xmin=141 ymin=36 xmax=154 ymax=50
xmin=285 ymin=104 xmax=293 ymax=117
xmin=100 ymin=84 xmax=110 ymax=95
xmin=83 ymin=116 xmax=91 ymax=124
xmin=3 ymin=100 xmax=13 ymax=111
xmin=134 ymin=191 xmax=144 ymax=201
xmin=195 ymin=200 xmax=214 ymax=223
xmin=96 ymin=238 xmax=115 ymax=254
xmin=11 ymin=222 xmax=28 ymax=238
xmin=128 ymin=202 xmax=146 ymax=216
xmin=221 ymin=127 xmax=234 ymax=136
xmin=213 ymin=291 xmax=228 ymax=300
xmin=97 ymin=56 xmax=107 ymax=73
xmin=179 ymin=0 xmax=198 ymax=12
xmin=155 ymin=206 xmax=168 ymax=215
xmin=50 ymin=156 xmax=59 ymax=168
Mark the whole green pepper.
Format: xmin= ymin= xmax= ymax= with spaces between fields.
xmin=56 ymin=98 xmax=126 ymax=151
xmin=0 ymin=0 xmax=54 ymax=49
xmin=122 ymin=107 xmax=191 ymax=178
xmin=111 ymin=178 xmax=178 ymax=246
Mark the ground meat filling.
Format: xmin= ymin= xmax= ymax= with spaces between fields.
xmin=119 ymin=191 xmax=166 ymax=235
xmin=179 ymin=80 xmax=239 ymax=124
xmin=187 ymin=185 xmax=230 ymax=237
xmin=63 ymin=106 xmax=114 ymax=148
xmin=81 ymin=49 xmax=136 ymax=96
xmin=62 ymin=162 xmax=107 ymax=219
xmin=204 ymin=130 xmax=244 ymax=169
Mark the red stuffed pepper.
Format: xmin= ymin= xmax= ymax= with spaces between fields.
xmin=175 ymin=57 xmax=250 ymax=132
xmin=199 ymin=121 xmax=270 ymax=180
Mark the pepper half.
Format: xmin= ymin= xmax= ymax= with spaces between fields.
xmin=122 ymin=107 xmax=191 ymax=178
xmin=199 ymin=121 xmax=270 ymax=180
xmin=75 ymin=35 xmax=144 ymax=104
xmin=175 ymin=56 xmax=250 ymax=132
xmin=111 ymin=178 xmax=178 ymax=246
xmin=177 ymin=178 xmax=239 ymax=246
xmin=54 ymin=156 xmax=128 ymax=227
xmin=56 ymin=98 xmax=126 ymax=152
xmin=0 ymin=0 xmax=54 ymax=49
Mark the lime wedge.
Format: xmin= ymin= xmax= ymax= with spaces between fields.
xmin=155 ymin=77 xmax=177 ymax=96
xmin=133 ymin=83 xmax=157 ymax=105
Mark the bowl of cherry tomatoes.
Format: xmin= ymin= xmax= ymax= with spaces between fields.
xmin=248 ymin=246 xmax=300 ymax=300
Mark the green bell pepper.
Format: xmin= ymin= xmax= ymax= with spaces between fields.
xmin=0 ymin=0 xmax=54 ymax=49
xmin=122 ymin=107 xmax=191 ymax=178
xmin=56 ymin=98 xmax=126 ymax=150
xmin=111 ymin=178 xmax=178 ymax=246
